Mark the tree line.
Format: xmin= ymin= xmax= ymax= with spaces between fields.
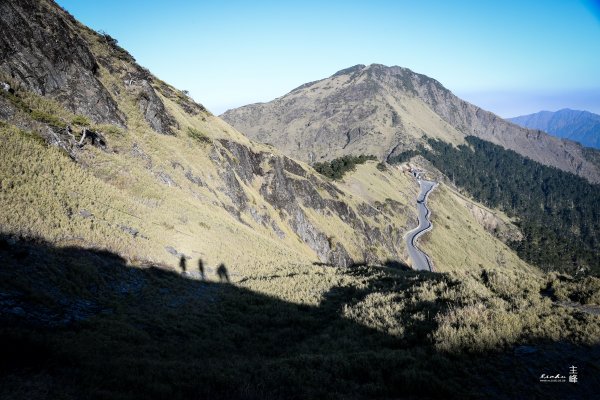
xmin=400 ymin=137 xmax=600 ymax=275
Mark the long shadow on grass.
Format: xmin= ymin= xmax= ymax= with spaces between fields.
xmin=0 ymin=235 xmax=598 ymax=400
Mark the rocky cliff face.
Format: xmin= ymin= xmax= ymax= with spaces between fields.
xmin=222 ymin=64 xmax=600 ymax=183
xmin=0 ymin=0 xmax=178 ymax=134
xmin=0 ymin=0 xmax=123 ymax=126
xmin=212 ymin=139 xmax=412 ymax=266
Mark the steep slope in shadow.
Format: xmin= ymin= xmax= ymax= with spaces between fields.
xmin=1 ymin=235 xmax=599 ymax=399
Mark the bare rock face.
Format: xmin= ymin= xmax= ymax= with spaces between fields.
xmin=222 ymin=64 xmax=600 ymax=183
xmin=137 ymin=80 xmax=176 ymax=134
xmin=0 ymin=0 xmax=124 ymax=126
xmin=0 ymin=0 xmax=186 ymax=135
xmin=209 ymin=139 xmax=408 ymax=266
xmin=113 ymin=59 xmax=177 ymax=135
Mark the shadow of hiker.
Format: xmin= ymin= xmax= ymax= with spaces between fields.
xmin=216 ymin=263 xmax=229 ymax=283
xmin=179 ymin=255 xmax=187 ymax=273
xmin=1 ymin=235 xmax=599 ymax=400
xmin=198 ymin=259 xmax=205 ymax=281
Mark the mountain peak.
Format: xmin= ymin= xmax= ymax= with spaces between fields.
xmin=222 ymin=64 xmax=600 ymax=182
xmin=332 ymin=64 xmax=366 ymax=77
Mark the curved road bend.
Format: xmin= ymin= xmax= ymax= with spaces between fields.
xmin=405 ymin=179 xmax=437 ymax=271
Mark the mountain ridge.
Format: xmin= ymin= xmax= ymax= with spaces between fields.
xmin=509 ymin=108 xmax=600 ymax=149
xmin=222 ymin=63 xmax=600 ymax=183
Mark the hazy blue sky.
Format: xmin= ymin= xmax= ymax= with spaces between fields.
xmin=56 ymin=0 xmax=600 ymax=117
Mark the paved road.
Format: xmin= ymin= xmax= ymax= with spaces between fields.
xmin=405 ymin=179 xmax=437 ymax=271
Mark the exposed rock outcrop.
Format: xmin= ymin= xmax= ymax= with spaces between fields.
xmin=455 ymin=195 xmax=523 ymax=244
xmin=0 ymin=0 xmax=187 ymax=135
xmin=136 ymin=80 xmax=176 ymax=134
xmin=0 ymin=0 xmax=124 ymax=126
xmin=210 ymin=139 xmax=408 ymax=266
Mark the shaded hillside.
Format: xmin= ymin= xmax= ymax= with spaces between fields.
xmin=2 ymin=235 xmax=600 ymax=399
xmin=509 ymin=108 xmax=600 ymax=149
xmin=222 ymin=64 xmax=600 ymax=183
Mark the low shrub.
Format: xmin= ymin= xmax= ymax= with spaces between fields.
xmin=313 ymin=154 xmax=377 ymax=180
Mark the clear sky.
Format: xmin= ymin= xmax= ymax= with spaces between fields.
xmin=55 ymin=0 xmax=600 ymax=117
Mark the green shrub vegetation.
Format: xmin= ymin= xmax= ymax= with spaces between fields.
xmin=550 ymin=275 xmax=600 ymax=305
xmin=30 ymin=109 xmax=67 ymax=128
xmin=387 ymin=149 xmax=419 ymax=164
xmin=313 ymin=155 xmax=377 ymax=180
xmin=0 ymin=81 xmax=69 ymax=129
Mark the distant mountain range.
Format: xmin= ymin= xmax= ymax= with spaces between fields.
xmin=509 ymin=109 xmax=600 ymax=149
xmin=222 ymin=64 xmax=600 ymax=183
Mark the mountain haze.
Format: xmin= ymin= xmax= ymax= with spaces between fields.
xmin=509 ymin=108 xmax=600 ymax=149
xmin=222 ymin=64 xmax=600 ymax=183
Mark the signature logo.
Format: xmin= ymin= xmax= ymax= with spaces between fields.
xmin=539 ymin=374 xmax=566 ymax=383
xmin=539 ymin=366 xmax=578 ymax=383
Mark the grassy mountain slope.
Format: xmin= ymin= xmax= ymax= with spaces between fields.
xmin=222 ymin=64 xmax=600 ymax=183
xmin=420 ymin=183 xmax=534 ymax=274
xmin=221 ymin=64 xmax=466 ymax=163
xmin=0 ymin=0 xmax=420 ymax=271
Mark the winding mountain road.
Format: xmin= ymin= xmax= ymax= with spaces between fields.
xmin=405 ymin=179 xmax=437 ymax=271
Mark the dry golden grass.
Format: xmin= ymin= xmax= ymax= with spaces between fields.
xmin=420 ymin=183 xmax=535 ymax=275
